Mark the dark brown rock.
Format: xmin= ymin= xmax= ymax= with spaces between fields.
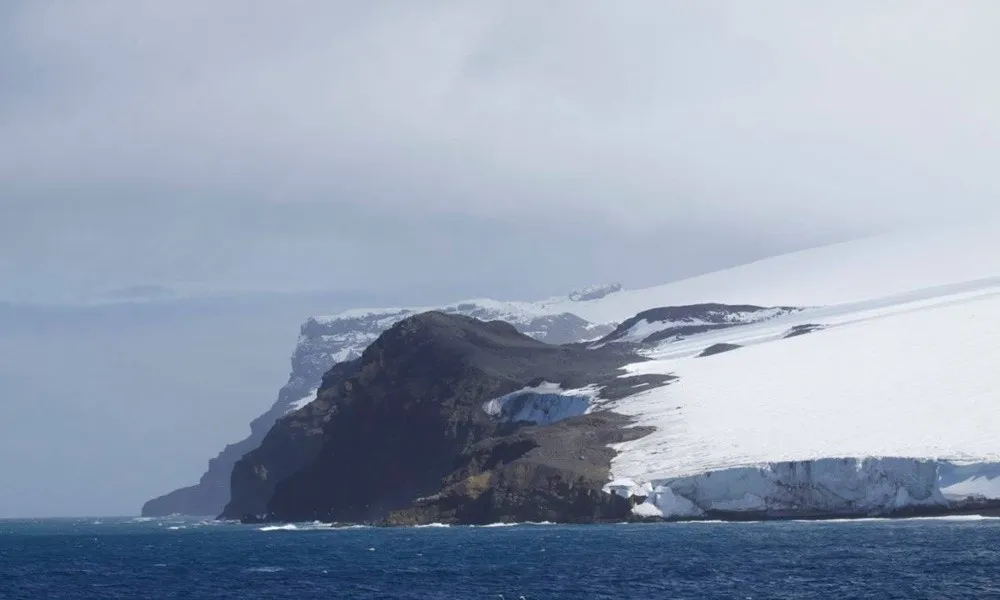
xmin=222 ymin=311 xmax=666 ymax=524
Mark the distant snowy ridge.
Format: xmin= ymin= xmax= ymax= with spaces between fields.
xmin=569 ymin=283 xmax=623 ymax=302
xmin=269 ymin=289 xmax=626 ymax=419
xmin=540 ymin=221 xmax=1000 ymax=324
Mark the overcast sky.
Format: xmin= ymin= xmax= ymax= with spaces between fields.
xmin=4 ymin=1 xmax=1000 ymax=517
xmin=5 ymin=1 xmax=1000 ymax=303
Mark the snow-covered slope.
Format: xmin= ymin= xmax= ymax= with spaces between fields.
xmin=598 ymin=272 xmax=1000 ymax=519
xmin=538 ymin=221 xmax=1000 ymax=324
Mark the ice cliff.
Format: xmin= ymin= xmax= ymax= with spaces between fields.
xmin=628 ymin=458 xmax=949 ymax=519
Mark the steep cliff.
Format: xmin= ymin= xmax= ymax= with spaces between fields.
xmin=221 ymin=312 xmax=661 ymax=523
xmin=142 ymin=291 xmax=617 ymax=516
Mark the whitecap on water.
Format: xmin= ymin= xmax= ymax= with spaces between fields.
xmin=789 ymin=515 xmax=1000 ymax=524
xmin=903 ymin=515 xmax=1000 ymax=522
xmin=259 ymin=524 xmax=299 ymax=532
xmin=259 ymin=521 xmax=343 ymax=532
xmin=245 ymin=566 xmax=284 ymax=573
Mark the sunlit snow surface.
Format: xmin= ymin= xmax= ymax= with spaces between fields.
xmin=558 ymin=221 xmax=1000 ymax=323
xmin=601 ymin=276 xmax=1000 ymax=516
xmin=608 ymin=287 xmax=1000 ymax=480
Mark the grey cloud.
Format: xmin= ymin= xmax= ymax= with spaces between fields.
xmin=3 ymin=0 xmax=999 ymax=298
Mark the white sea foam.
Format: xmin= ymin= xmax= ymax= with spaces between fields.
xmin=259 ymin=524 xmax=299 ymax=532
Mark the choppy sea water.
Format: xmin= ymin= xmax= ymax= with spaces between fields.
xmin=2 ymin=516 xmax=1000 ymax=599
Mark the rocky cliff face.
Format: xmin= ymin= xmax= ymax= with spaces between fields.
xmin=221 ymin=312 xmax=663 ymax=523
xmin=384 ymin=412 xmax=655 ymax=526
xmin=142 ymin=292 xmax=618 ymax=516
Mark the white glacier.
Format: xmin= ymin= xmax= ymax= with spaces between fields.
xmin=634 ymin=486 xmax=704 ymax=519
xmin=632 ymin=458 xmax=947 ymax=519
xmin=593 ymin=245 xmax=1000 ymax=519
xmin=608 ymin=289 xmax=1000 ymax=484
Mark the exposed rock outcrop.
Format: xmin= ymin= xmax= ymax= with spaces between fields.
xmin=384 ymin=413 xmax=655 ymax=525
xmin=142 ymin=295 xmax=615 ymax=517
xmin=697 ymin=343 xmax=743 ymax=357
xmin=783 ymin=323 xmax=825 ymax=339
xmin=596 ymin=303 xmax=800 ymax=346
xmin=221 ymin=312 xmax=662 ymax=524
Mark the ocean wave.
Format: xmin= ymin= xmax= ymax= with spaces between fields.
xmin=245 ymin=566 xmax=284 ymax=573
xmin=259 ymin=521 xmax=352 ymax=532
xmin=259 ymin=524 xmax=300 ymax=532
xmin=786 ymin=515 xmax=1000 ymax=524
xmin=901 ymin=515 xmax=1000 ymax=522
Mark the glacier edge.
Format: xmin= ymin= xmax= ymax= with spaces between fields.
xmin=615 ymin=457 xmax=1000 ymax=520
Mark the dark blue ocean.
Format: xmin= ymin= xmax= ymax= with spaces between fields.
xmin=3 ymin=517 xmax=1000 ymax=599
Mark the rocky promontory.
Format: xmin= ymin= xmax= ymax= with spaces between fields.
xmin=221 ymin=312 xmax=668 ymax=524
xmin=142 ymin=293 xmax=617 ymax=517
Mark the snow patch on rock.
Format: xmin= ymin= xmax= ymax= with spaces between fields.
xmin=483 ymin=382 xmax=599 ymax=426
xmin=285 ymin=389 xmax=319 ymax=414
